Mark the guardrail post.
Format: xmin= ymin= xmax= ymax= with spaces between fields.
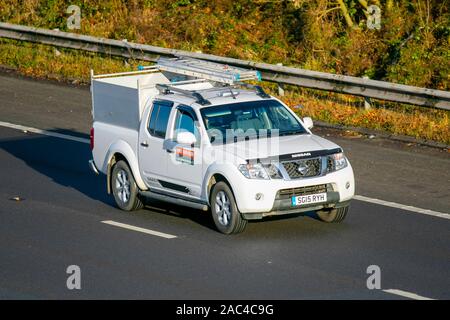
xmin=276 ymin=63 xmax=285 ymax=96
xmin=363 ymin=76 xmax=372 ymax=110
xmin=364 ymin=97 xmax=372 ymax=110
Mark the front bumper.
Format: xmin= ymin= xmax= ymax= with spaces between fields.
xmin=243 ymin=185 xmax=350 ymax=220
xmin=229 ymin=163 xmax=355 ymax=218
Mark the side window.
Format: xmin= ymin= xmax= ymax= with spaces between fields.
xmin=148 ymin=102 xmax=172 ymax=138
xmin=148 ymin=105 xmax=159 ymax=135
xmin=173 ymin=108 xmax=200 ymax=142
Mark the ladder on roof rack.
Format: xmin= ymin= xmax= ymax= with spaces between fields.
xmin=156 ymin=57 xmax=261 ymax=85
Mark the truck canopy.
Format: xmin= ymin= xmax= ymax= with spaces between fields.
xmin=91 ymin=71 xmax=170 ymax=130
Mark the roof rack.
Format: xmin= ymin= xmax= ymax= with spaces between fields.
xmin=156 ymin=84 xmax=211 ymax=106
xmin=157 ymin=57 xmax=262 ymax=85
xmin=235 ymin=82 xmax=271 ymax=98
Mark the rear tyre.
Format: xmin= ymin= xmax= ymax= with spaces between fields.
xmin=211 ymin=182 xmax=247 ymax=234
xmin=316 ymin=205 xmax=349 ymax=223
xmin=111 ymin=160 xmax=144 ymax=211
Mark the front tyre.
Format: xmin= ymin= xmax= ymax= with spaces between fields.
xmin=211 ymin=182 xmax=247 ymax=234
xmin=316 ymin=205 xmax=349 ymax=223
xmin=111 ymin=160 xmax=144 ymax=211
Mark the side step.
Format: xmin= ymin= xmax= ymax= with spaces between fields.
xmin=139 ymin=190 xmax=209 ymax=211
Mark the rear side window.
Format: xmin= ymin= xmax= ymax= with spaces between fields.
xmin=148 ymin=101 xmax=173 ymax=138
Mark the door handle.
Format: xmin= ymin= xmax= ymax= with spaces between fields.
xmin=140 ymin=141 xmax=149 ymax=147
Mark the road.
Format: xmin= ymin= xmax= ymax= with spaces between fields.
xmin=0 ymin=72 xmax=449 ymax=299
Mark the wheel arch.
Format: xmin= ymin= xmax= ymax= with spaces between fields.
xmin=105 ymin=142 xmax=147 ymax=194
xmin=206 ymin=173 xmax=236 ymax=206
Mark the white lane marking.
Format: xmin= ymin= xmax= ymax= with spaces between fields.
xmin=1 ymin=121 xmax=449 ymax=220
xmin=382 ymin=289 xmax=435 ymax=300
xmin=354 ymin=195 xmax=450 ymax=220
xmin=0 ymin=121 xmax=90 ymax=144
xmin=101 ymin=220 xmax=177 ymax=239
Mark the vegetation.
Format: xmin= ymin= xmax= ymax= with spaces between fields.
xmin=0 ymin=0 xmax=449 ymax=143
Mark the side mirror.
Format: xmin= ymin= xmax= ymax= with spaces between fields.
xmin=302 ymin=117 xmax=313 ymax=130
xmin=176 ymin=131 xmax=197 ymax=145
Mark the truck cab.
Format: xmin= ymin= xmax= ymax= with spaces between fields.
xmin=89 ymin=58 xmax=355 ymax=234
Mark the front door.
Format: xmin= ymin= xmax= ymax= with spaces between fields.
xmin=164 ymin=105 xmax=204 ymax=199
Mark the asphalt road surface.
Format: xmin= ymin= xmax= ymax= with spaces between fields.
xmin=0 ymin=72 xmax=449 ymax=299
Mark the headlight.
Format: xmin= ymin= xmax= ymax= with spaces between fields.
xmin=262 ymin=163 xmax=283 ymax=179
xmin=327 ymin=152 xmax=348 ymax=172
xmin=238 ymin=163 xmax=283 ymax=179
xmin=238 ymin=163 xmax=270 ymax=179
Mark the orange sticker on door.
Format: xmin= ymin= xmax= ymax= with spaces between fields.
xmin=176 ymin=147 xmax=194 ymax=165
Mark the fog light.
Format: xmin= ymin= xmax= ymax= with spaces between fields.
xmin=255 ymin=193 xmax=263 ymax=200
xmin=345 ymin=182 xmax=350 ymax=189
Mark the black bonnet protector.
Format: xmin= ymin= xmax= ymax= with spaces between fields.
xmin=246 ymin=148 xmax=343 ymax=164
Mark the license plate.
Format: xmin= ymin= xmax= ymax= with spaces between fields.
xmin=291 ymin=193 xmax=327 ymax=206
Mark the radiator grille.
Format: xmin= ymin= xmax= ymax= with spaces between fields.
xmin=282 ymin=157 xmax=321 ymax=179
xmin=277 ymin=184 xmax=328 ymax=199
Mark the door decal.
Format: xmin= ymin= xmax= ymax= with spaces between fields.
xmin=176 ymin=147 xmax=194 ymax=165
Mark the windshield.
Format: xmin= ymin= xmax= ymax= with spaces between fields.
xmin=200 ymin=100 xmax=307 ymax=144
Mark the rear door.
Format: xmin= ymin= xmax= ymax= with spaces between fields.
xmin=138 ymin=99 xmax=173 ymax=187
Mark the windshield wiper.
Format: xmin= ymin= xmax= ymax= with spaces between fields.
xmin=279 ymin=130 xmax=306 ymax=136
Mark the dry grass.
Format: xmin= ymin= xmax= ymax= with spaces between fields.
xmin=282 ymin=90 xmax=450 ymax=144
xmin=0 ymin=39 xmax=140 ymax=81
xmin=1 ymin=0 xmax=448 ymax=88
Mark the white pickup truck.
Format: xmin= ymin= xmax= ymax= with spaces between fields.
xmin=89 ymin=58 xmax=355 ymax=234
